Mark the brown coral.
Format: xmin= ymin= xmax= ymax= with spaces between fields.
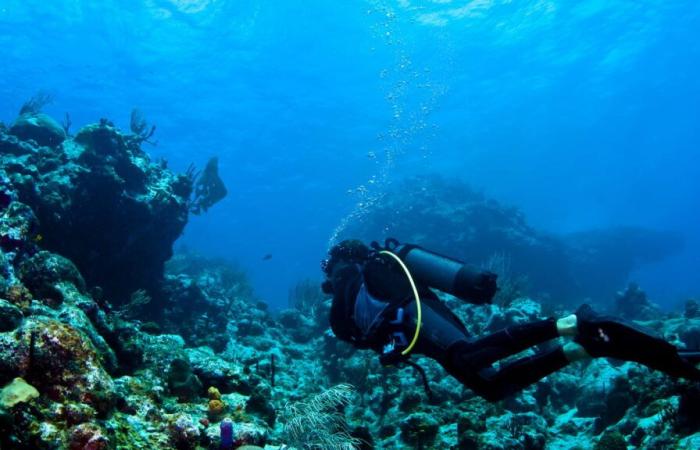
xmin=19 ymin=318 xmax=114 ymax=406
xmin=68 ymin=423 xmax=109 ymax=450
xmin=208 ymin=399 xmax=226 ymax=420
xmin=5 ymin=283 xmax=32 ymax=308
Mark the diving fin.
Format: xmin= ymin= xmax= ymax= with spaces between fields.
xmin=574 ymin=304 xmax=700 ymax=380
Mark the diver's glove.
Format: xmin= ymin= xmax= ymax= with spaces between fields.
xmin=379 ymin=347 xmax=407 ymax=366
xmin=379 ymin=335 xmax=410 ymax=366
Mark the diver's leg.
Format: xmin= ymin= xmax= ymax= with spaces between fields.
xmin=408 ymin=294 xmax=573 ymax=368
xmin=405 ymin=299 xmax=564 ymax=362
xmin=574 ymin=304 xmax=700 ymax=380
xmin=450 ymin=318 xmax=560 ymax=368
xmin=443 ymin=342 xmax=570 ymax=402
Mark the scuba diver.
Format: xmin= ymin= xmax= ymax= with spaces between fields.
xmin=321 ymin=239 xmax=700 ymax=402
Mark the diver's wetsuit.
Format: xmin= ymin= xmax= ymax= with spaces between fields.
xmin=327 ymin=252 xmax=700 ymax=402
xmin=328 ymin=261 xmax=568 ymax=401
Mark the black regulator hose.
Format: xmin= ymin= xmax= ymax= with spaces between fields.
xmin=378 ymin=238 xmax=498 ymax=305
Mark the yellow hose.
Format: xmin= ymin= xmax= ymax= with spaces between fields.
xmin=379 ymin=250 xmax=421 ymax=356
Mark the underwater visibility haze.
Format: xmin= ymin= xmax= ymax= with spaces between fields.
xmin=1 ymin=0 xmax=700 ymax=449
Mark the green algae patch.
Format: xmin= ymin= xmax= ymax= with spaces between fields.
xmin=0 ymin=377 xmax=39 ymax=408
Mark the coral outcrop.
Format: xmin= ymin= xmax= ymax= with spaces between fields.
xmin=614 ymin=282 xmax=659 ymax=320
xmin=10 ymin=112 xmax=66 ymax=148
xmin=344 ymin=175 xmax=683 ymax=305
xmin=160 ymin=252 xmax=257 ymax=350
xmin=0 ymin=108 xmax=334 ymax=449
xmin=0 ymin=110 xmax=698 ymax=449
xmin=1 ymin=118 xmax=192 ymax=302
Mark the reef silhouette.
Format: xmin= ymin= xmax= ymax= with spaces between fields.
xmin=343 ymin=175 xmax=683 ymax=306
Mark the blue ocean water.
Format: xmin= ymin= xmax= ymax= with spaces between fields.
xmin=1 ymin=0 xmax=699 ymax=308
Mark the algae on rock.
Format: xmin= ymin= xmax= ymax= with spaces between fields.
xmin=0 ymin=377 xmax=39 ymax=408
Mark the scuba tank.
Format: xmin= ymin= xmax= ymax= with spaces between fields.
xmin=374 ymin=238 xmax=498 ymax=305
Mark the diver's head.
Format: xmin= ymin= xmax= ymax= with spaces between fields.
xmin=322 ymin=239 xmax=370 ymax=276
xmin=321 ymin=239 xmax=369 ymax=294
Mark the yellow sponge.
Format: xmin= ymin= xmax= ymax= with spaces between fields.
xmin=0 ymin=377 xmax=39 ymax=408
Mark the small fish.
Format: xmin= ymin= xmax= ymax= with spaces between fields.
xmin=34 ymin=234 xmax=43 ymax=242
xmin=262 ymin=254 xmax=272 ymax=261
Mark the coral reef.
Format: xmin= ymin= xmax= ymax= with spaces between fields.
xmin=1 ymin=116 xmax=192 ymax=302
xmin=343 ymin=175 xmax=683 ymax=306
xmin=10 ymin=113 xmax=66 ymax=148
xmin=614 ymin=282 xmax=659 ymax=320
xmin=160 ymin=252 xmax=256 ymax=350
xmin=0 ymin=110 xmax=697 ymax=449
xmin=10 ymin=92 xmax=66 ymax=148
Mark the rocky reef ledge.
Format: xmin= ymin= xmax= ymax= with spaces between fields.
xmin=1 ymin=111 xmax=699 ymax=449
xmin=1 ymin=115 xmax=192 ymax=303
